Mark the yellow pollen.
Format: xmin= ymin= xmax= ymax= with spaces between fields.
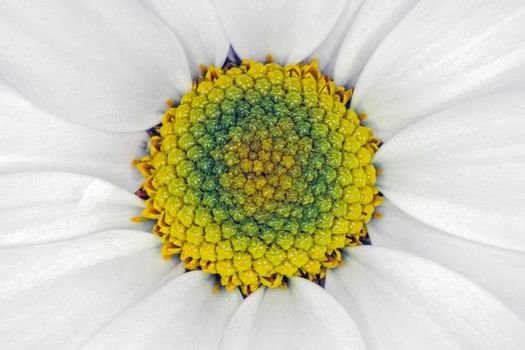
xmin=134 ymin=59 xmax=383 ymax=295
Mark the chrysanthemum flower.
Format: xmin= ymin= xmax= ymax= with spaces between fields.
xmin=1 ymin=0 xmax=525 ymax=349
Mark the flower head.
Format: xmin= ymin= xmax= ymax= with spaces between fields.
xmin=1 ymin=0 xmax=525 ymax=349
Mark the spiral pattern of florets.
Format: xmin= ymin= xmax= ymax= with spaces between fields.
xmin=134 ymin=60 xmax=382 ymax=295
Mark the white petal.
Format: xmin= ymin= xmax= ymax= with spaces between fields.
xmin=350 ymin=0 xmax=525 ymax=139
xmin=0 ymin=235 xmax=182 ymax=350
xmin=1 ymin=229 xmax=162 ymax=300
xmin=375 ymin=90 xmax=525 ymax=252
xmin=0 ymin=172 xmax=146 ymax=247
xmin=219 ymin=278 xmax=366 ymax=350
xmin=0 ymin=0 xmax=191 ymax=132
xmin=214 ymin=0 xmax=347 ymax=64
xmin=326 ymin=246 xmax=525 ymax=350
xmin=334 ymin=0 xmax=420 ymax=86
xmin=369 ymin=199 xmax=525 ymax=319
xmin=0 ymin=83 xmax=146 ymax=190
xmin=82 ymin=271 xmax=242 ymax=350
xmin=307 ymin=0 xmax=365 ymax=74
xmin=143 ymin=0 xmax=230 ymax=77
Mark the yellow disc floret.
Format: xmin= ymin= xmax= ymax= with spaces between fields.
xmin=134 ymin=59 xmax=383 ymax=295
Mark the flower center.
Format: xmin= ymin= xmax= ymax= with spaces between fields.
xmin=134 ymin=59 xmax=382 ymax=295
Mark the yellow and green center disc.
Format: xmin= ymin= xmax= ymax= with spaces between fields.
xmin=134 ymin=59 xmax=383 ymax=295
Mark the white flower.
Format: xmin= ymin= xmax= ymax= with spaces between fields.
xmin=1 ymin=0 xmax=525 ymax=349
